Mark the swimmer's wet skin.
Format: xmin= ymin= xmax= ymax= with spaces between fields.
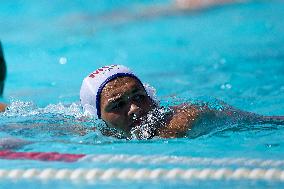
xmin=80 ymin=65 xmax=284 ymax=139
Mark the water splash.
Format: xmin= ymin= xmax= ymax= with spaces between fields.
xmin=0 ymin=98 xmax=281 ymax=144
xmin=2 ymin=99 xmax=85 ymax=118
xmin=0 ymin=100 xmax=104 ymax=143
xmin=130 ymin=106 xmax=171 ymax=140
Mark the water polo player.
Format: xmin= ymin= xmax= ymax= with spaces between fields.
xmin=80 ymin=65 xmax=284 ymax=139
xmin=0 ymin=42 xmax=7 ymax=112
xmin=0 ymin=42 xmax=6 ymax=97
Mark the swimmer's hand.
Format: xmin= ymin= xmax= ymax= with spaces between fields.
xmin=260 ymin=116 xmax=284 ymax=125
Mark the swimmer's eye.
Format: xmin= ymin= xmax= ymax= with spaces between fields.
xmin=133 ymin=94 xmax=146 ymax=102
xmin=111 ymin=101 xmax=126 ymax=110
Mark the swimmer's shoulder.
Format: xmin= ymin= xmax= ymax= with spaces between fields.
xmin=156 ymin=103 xmax=203 ymax=138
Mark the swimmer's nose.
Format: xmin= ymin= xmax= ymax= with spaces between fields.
xmin=128 ymin=103 xmax=141 ymax=119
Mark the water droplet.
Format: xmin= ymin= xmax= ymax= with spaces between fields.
xmin=225 ymin=84 xmax=232 ymax=89
xmin=220 ymin=83 xmax=232 ymax=90
xmin=59 ymin=57 xmax=67 ymax=65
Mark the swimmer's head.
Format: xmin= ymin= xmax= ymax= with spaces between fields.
xmin=80 ymin=65 xmax=157 ymax=135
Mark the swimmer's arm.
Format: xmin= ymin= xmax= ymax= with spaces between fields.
xmin=156 ymin=103 xmax=284 ymax=138
xmin=81 ymin=0 xmax=244 ymax=28
xmin=215 ymin=103 xmax=284 ymax=126
xmin=127 ymin=0 xmax=241 ymax=20
xmin=251 ymin=115 xmax=284 ymax=125
xmin=156 ymin=104 xmax=235 ymax=138
xmin=175 ymin=0 xmax=240 ymax=10
xmin=157 ymin=103 xmax=227 ymax=138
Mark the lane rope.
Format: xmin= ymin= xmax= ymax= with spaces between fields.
xmin=0 ymin=168 xmax=284 ymax=182
xmin=81 ymin=154 xmax=284 ymax=168
xmin=1 ymin=150 xmax=284 ymax=168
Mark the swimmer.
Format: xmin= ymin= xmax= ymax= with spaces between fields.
xmin=0 ymin=41 xmax=7 ymax=112
xmin=0 ymin=42 xmax=283 ymax=140
xmin=0 ymin=42 xmax=21 ymax=150
xmin=80 ymin=65 xmax=284 ymax=139
xmin=0 ymin=43 xmax=283 ymax=140
xmin=0 ymin=41 xmax=6 ymax=96
xmin=63 ymin=0 xmax=244 ymax=31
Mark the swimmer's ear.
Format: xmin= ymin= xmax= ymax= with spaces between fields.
xmin=0 ymin=41 xmax=7 ymax=96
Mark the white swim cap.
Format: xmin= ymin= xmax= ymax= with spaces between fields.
xmin=80 ymin=65 xmax=157 ymax=119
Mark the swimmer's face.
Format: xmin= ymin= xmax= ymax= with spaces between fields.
xmin=100 ymin=76 xmax=155 ymax=137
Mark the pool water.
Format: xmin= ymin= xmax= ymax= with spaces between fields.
xmin=0 ymin=0 xmax=284 ymax=188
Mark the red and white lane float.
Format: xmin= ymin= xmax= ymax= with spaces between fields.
xmin=0 ymin=150 xmax=284 ymax=182
xmin=0 ymin=150 xmax=284 ymax=168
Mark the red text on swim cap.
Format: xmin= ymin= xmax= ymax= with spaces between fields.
xmin=88 ymin=65 xmax=117 ymax=78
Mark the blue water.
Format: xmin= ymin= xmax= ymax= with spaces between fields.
xmin=0 ymin=0 xmax=284 ymax=188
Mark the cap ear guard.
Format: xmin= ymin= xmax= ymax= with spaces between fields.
xmin=143 ymin=83 xmax=159 ymax=105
